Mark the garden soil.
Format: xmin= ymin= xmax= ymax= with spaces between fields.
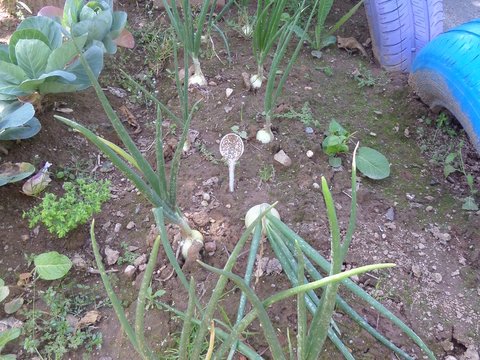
xmin=0 ymin=1 xmax=479 ymax=359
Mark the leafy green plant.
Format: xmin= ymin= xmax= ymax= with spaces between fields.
xmin=23 ymin=178 xmax=111 ymax=238
xmin=0 ymin=100 xmax=40 ymax=141
xmin=322 ymin=119 xmax=390 ymax=179
xmin=0 ymin=278 xmax=22 ymax=359
xmin=38 ymin=0 xmax=134 ymax=54
xmin=0 ymin=16 xmax=103 ymax=105
xmin=145 ymin=286 xmax=165 ymax=311
xmin=444 ymin=140 xmax=478 ymax=210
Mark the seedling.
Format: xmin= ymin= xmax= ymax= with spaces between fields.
xmin=231 ymin=125 xmax=247 ymax=139
xmin=444 ymin=140 xmax=478 ymax=210
xmin=219 ymin=133 xmax=244 ymax=192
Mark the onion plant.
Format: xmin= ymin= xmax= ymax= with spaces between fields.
xmin=255 ymin=0 xmax=318 ymax=143
xmin=55 ymin=29 xmax=203 ymax=254
xmin=253 ymin=145 xmax=436 ymax=359
xmin=163 ymin=0 xmax=230 ymax=86
xmin=250 ymin=0 xmax=288 ymax=91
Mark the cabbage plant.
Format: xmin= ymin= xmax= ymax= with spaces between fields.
xmin=0 ymin=16 xmax=103 ymax=103
xmin=38 ymin=0 xmax=134 ymax=54
xmin=0 ymin=101 xmax=40 ymax=140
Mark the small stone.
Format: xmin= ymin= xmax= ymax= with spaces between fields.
xmin=351 ymin=275 xmax=359 ymax=283
xmin=126 ymin=221 xmax=135 ymax=230
xmin=313 ymin=182 xmax=320 ymax=189
xmin=306 ymin=150 xmax=314 ymax=158
xmin=139 ymin=264 xmax=147 ymax=272
xmin=224 ymin=105 xmax=233 ymax=114
xmin=72 ymin=254 xmax=87 ymax=269
xmin=102 ymin=220 xmax=111 ymax=230
xmin=425 ymin=195 xmax=435 ymax=201
xmin=105 ymin=246 xmax=120 ymax=265
xmin=124 ymin=265 xmax=136 ymax=279
xmin=225 ymin=204 xmax=231 ymax=209
xmin=412 ymin=265 xmax=421 ymax=278
xmin=305 ymin=127 xmax=314 ymax=134
xmin=437 ymin=323 xmax=444 ymax=332
xmin=208 ymin=81 xmax=217 ymax=86
xmin=406 ymin=193 xmax=415 ymax=201
xmin=192 ymin=210 xmax=210 ymax=227
xmin=451 ymin=269 xmax=460 ymax=277
xmin=431 ymin=273 xmax=442 ymax=283
xmin=203 ymin=193 xmax=210 ymax=201
xmin=21 ymin=234 xmax=29 ymax=241
xmin=114 ymin=223 xmax=122 ymax=233
xmin=116 ymin=211 xmax=125 ymax=217
xmin=369 ymin=132 xmax=377 ymax=136
xmin=201 ymin=200 xmax=208 ymax=207
xmin=204 ymin=242 xmax=216 ymax=252
xmin=385 ymin=207 xmax=395 ymax=221
xmin=133 ymin=254 xmax=147 ymax=267
xmin=274 ymin=150 xmax=292 ymax=167
xmin=226 ymin=88 xmax=233 ymax=98
xmin=373 ymin=110 xmax=382 ymax=115
xmin=304 ymin=86 xmax=312 ymax=90
xmin=426 ymin=206 xmax=433 ymax=212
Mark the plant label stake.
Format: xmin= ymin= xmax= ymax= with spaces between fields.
xmin=219 ymin=133 xmax=244 ymax=192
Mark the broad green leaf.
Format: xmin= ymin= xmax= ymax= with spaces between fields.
xmin=325 ymin=135 xmax=348 ymax=155
xmin=38 ymin=81 xmax=81 ymax=94
xmin=0 ymin=162 xmax=35 ymax=187
xmin=45 ymin=35 xmax=87 ymax=72
xmin=0 ymin=60 xmax=28 ymax=84
xmin=72 ymin=18 xmax=110 ymax=44
xmin=317 ymin=0 xmax=334 ymax=30
xmin=108 ymin=11 xmax=127 ymax=39
xmin=356 ymin=147 xmax=390 ymax=180
xmin=0 ymin=101 xmax=34 ymax=130
xmin=63 ymin=0 xmax=85 ymax=27
xmin=321 ymin=35 xmax=336 ymax=49
xmin=0 ymin=47 xmax=10 ymax=63
xmin=61 ymin=45 xmax=103 ymax=90
xmin=0 ymin=327 xmax=21 ymax=349
xmin=0 ymin=285 xmax=8 ymax=302
xmin=102 ymin=36 xmax=117 ymax=54
xmin=0 ymin=118 xmax=41 ymax=140
xmin=311 ymin=50 xmax=322 ymax=59
xmin=34 ymin=252 xmax=72 ymax=280
xmin=443 ymin=164 xmax=456 ymax=178
xmin=16 ymin=16 xmax=63 ymax=49
xmin=0 ymin=279 xmax=3 ymax=286
xmin=4 ymin=298 xmax=23 ymax=314
xmin=293 ymin=25 xmax=312 ymax=44
xmin=462 ymin=197 xmax=478 ymax=211
xmin=467 ymin=174 xmax=474 ymax=187
xmin=329 ymin=119 xmax=348 ymax=136
xmin=15 ymin=39 xmax=51 ymax=79
xmin=8 ymin=29 xmax=50 ymax=65
xmin=329 ymin=156 xmax=342 ymax=168
xmin=0 ymin=354 xmax=18 ymax=359
xmin=445 ymin=153 xmax=457 ymax=164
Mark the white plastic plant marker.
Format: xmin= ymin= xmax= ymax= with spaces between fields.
xmin=219 ymin=133 xmax=244 ymax=192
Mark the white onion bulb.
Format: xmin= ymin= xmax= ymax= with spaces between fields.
xmin=245 ymin=203 xmax=280 ymax=236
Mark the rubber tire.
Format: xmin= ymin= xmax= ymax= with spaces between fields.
xmin=409 ymin=19 xmax=480 ymax=154
xmin=364 ymin=0 xmax=443 ymax=72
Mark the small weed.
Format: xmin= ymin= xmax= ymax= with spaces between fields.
xmin=275 ymin=102 xmax=320 ymax=128
xmin=354 ymin=63 xmax=390 ymax=87
xmin=145 ymin=285 xmax=165 ymax=311
xmin=444 ymin=140 xmax=479 ymax=210
xmin=197 ymin=143 xmax=218 ymax=165
xmin=117 ymin=242 xmax=140 ymax=265
xmin=315 ymin=66 xmax=333 ymax=76
xmin=55 ymin=156 xmax=93 ymax=180
xmin=169 ymin=123 xmax=177 ymax=135
xmin=231 ymin=125 xmax=247 ymax=140
xmin=258 ymin=162 xmax=275 ymax=182
xmin=22 ymin=281 xmax=105 ymax=359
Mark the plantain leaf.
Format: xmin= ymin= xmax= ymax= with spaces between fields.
xmin=34 ymin=252 xmax=72 ymax=280
xmin=356 ymin=147 xmax=390 ymax=180
xmin=462 ymin=197 xmax=478 ymax=211
xmin=4 ymin=298 xmax=23 ymax=314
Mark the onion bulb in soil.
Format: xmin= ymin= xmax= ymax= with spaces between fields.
xmin=181 ymin=229 xmax=204 ymax=259
xmin=256 ymin=127 xmax=273 ymax=144
xmin=245 ymin=203 xmax=281 ymax=236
